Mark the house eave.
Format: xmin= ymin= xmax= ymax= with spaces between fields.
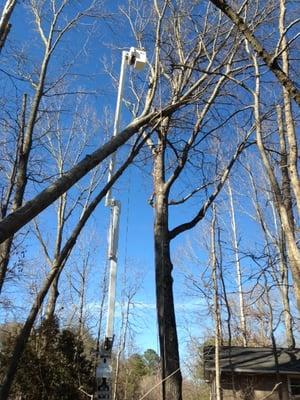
xmin=205 ymin=368 xmax=300 ymax=375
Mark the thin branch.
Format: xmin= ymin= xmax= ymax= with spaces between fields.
xmin=138 ymin=368 xmax=181 ymax=400
xmin=169 ymin=128 xmax=253 ymax=239
xmin=209 ymin=0 xmax=300 ymax=106
xmin=168 ymin=182 xmax=213 ymax=206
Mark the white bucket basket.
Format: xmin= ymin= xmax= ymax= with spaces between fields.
xmin=128 ymin=47 xmax=147 ymax=70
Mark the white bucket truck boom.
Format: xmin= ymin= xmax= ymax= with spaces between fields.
xmin=96 ymin=47 xmax=147 ymax=400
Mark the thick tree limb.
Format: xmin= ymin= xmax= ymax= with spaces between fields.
xmin=0 ymin=132 xmax=149 ymax=400
xmin=0 ymin=0 xmax=16 ymax=53
xmin=209 ymin=0 xmax=300 ymax=107
xmin=0 ymin=98 xmax=195 ymax=244
xmin=0 ymin=113 xmax=155 ymax=244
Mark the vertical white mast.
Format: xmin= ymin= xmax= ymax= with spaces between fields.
xmin=105 ymin=51 xmax=127 ymax=207
xmin=96 ymin=47 xmax=147 ymax=400
xmin=104 ymin=50 xmax=127 ymax=341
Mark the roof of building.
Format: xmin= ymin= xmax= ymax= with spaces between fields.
xmin=203 ymin=346 xmax=300 ymax=376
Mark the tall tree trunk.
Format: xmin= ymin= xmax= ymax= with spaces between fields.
xmin=0 ymin=22 xmax=54 ymax=293
xmin=276 ymin=106 xmax=295 ymax=347
xmin=248 ymin=165 xmax=295 ymax=348
xmin=0 ymin=94 xmax=27 ymax=294
xmin=251 ymin=53 xmax=300 ymax=310
xmin=263 ymin=272 xmax=283 ymax=400
xmin=44 ymin=270 xmax=62 ymax=319
xmin=44 ymin=192 xmax=66 ymax=320
xmin=279 ymin=0 xmax=300 ymax=216
xmin=278 ymin=229 xmax=295 ymax=348
xmin=217 ymin=223 xmax=237 ymax=399
xmin=154 ymin=193 xmax=182 ymax=400
xmin=153 ymin=135 xmax=182 ymax=400
xmin=227 ymin=181 xmax=247 ymax=346
xmin=211 ymin=205 xmax=222 ymax=400
xmin=78 ymin=257 xmax=88 ymax=339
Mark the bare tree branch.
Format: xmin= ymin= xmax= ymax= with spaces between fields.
xmin=208 ymin=0 xmax=300 ymax=106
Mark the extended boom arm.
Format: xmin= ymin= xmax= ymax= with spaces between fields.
xmin=95 ymin=48 xmax=147 ymax=400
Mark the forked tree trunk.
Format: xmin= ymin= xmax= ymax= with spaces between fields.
xmin=45 ymin=270 xmax=62 ymax=320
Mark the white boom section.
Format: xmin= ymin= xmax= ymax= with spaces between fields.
xmin=105 ymin=50 xmax=127 ymax=207
xmin=105 ymin=199 xmax=121 ymax=339
xmin=96 ymin=47 xmax=147 ymax=400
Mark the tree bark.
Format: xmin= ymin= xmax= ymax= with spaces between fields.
xmin=0 ymin=94 xmax=27 ymax=294
xmin=211 ymin=205 xmax=222 ymax=400
xmin=153 ymin=135 xmax=182 ymax=400
xmin=44 ymin=270 xmax=62 ymax=319
xmin=252 ymin=53 xmax=300 ymax=310
xmin=277 ymin=105 xmax=295 ymax=347
xmin=228 ymin=181 xmax=247 ymax=346
xmin=278 ymin=229 xmax=295 ymax=348
xmin=278 ymin=0 xmax=300 ymax=216
xmin=0 ymin=0 xmax=17 ymax=53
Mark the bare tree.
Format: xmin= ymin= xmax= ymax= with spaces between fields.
xmin=277 ymin=0 xmax=300 ymax=217
xmin=2 ymin=3 xmax=299 ymax=400
xmin=113 ymin=270 xmax=143 ymax=400
xmin=263 ymin=271 xmax=283 ymax=400
xmin=247 ymin=46 xmax=300 ymax=309
xmin=0 ymin=0 xmax=17 ymax=53
xmin=121 ymin=3 xmax=255 ymax=397
xmin=33 ymin=95 xmax=103 ymax=320
xmin=0 ymin=94 xmax=28 ymax=294
xmin=0 ymin=131 xmax=149 ymax=400
xmin=0 ymin=0 xmax=105 ymax=293
xmin=208 ymin=0 xmax=300 ymax=106
xmin=246 ymin=159 xmax=295 ymax=348
xmin=211 ymin=205 xmax=222 ymax=400
xmin=227 ymin=180 xmax=247 ymax=346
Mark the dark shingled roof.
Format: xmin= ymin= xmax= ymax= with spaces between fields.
xmin=203 ymin=346 xmax=300 ymax=376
